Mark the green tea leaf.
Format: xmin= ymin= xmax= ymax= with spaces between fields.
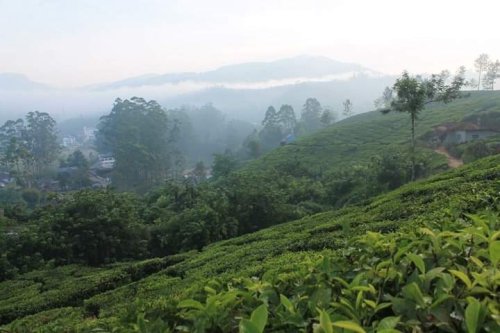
xmin=280 ymin=294 xmax=295 ymax=313
xmin=489 ymin=241 xmax=500 ymax=266
xmin=402 ymin=283 xmax=426 ymax=308
xmin=407 ymin=253 xmax=426 ymax=274
xmin=464 ymin=297 xmax=485 ymax=333
xmin=364 ymin=299 xmax=376 ymax=309
xmin=449 ymin=270 xmax=473 ymax=289
xmin=250 ymin=304 xmax=268 ymax=333
xmin=177 ymin=299 xmax=204 ymax=310
xmin=469 ymin=256 xmax=484 ymax=269
xmin=204 ymin=286 xmax=217 ymax=295
xmin=332 ymin=320 xmax=366 ymax=333
xmin=239 ymin=319 xmax=260 ymax=333
xmin=377 ymin=316 xmax=400 ymax=330
xmin=317 ymin=309 xmax=333 ymax=333
xmin=490 ymin=230 xmax=500 ymax=241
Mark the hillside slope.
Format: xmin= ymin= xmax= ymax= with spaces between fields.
xmin=245 ymin=91 xmax=500 ymax=174
xmin=211 ymin=91 xmax=500 ymax=216
xmin=3 ymin=154 xmax=499 ymax=331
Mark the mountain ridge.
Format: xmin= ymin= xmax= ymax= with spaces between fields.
xmin=89 ymin=55 xmax=376 ymax=90
xmin=0 ymin=73 xmax=51 ymax=91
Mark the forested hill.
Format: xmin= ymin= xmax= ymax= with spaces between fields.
xmin=220 ymin=90 xmax=500 ymax=212
xmin=243 ymin=90 xmax=500 ymax=174
xmin=2 ymin=154 xmax=499 ymax=331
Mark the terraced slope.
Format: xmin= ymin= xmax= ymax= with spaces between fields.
xmin=3 ymin=154 xmax=499 ymax=331
xmin=243 ymin=91 xmax=500 ymax=174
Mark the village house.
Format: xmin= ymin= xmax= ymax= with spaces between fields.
xmin=83 ymin=126 xmax=97 ymax=143
xmin=92 ymin=154 xmax=115 ymax=170
xmin=431 ymin=122 xmax=499 ymax=146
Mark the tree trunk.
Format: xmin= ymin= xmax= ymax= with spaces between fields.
xmin=411 ymin=113 xmax=416 ymax=181
xmin=478 ymin=70 xmax=482 ymax=91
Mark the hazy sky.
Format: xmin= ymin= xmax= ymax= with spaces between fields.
xmin=1 ymin=0 xmax=499 ymax=87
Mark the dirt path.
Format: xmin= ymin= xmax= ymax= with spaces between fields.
xmin=434 ymin=146 xmax=463 ymax=168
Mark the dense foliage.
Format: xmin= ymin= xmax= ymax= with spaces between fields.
xmin=97 ymin=98 xmax=177 ymax=192
xmin=0 ymin=111 xmax=59 ymax=187
xmin=1 ymin=93 xmax=500 ymax=332
xmin=1 ymin=154 xmax=499 ymax=331
xmin=108 ymin=213 xmax=500 ymax=332
xmin=0 ymin=190 xmax=147 ymax=277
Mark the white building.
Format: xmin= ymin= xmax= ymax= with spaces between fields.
xmin=83 ymin=127 xmax=97 ymax=142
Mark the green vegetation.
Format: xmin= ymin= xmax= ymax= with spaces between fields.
xmin=97 ymin=98 xmax=176 ymax=192
xmin=0 ymin=111 xmax=59 ymax=188
xmin=1 ymin=154 xmax=499 ymax=331
xmin=0 ymin=258 xmax=177 ymax=325
xmin=1 ymin=92 xmax=500 ymax=331
xmin=377 ymin=68 xmax=466 ymax=179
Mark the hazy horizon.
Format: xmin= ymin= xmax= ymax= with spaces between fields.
xmin=1 ymin=0 xmax=499 ymax=88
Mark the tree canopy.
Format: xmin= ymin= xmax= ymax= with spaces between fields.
xmin=97 ymin=97 xmax=174 ymax=192
xmin=378 ymin=69 xmax=467 ymax=179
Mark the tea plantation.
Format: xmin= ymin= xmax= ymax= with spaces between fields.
xmin=244 ymin=91 xmax=500 ymax=174
xmin=2 ymin=91 xmax=500 ymax=332
xmin=2 ymin=154 xmax=499 ymax=332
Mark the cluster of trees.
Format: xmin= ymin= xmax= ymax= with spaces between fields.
xmin=0 ymin=111 xmax=59 ymax=187
xmin=95 ymin=99 xmax=257 ymax=192
xmin=0 ymin=143 xmax=431 ymax=280
xmin=0 ymin=190 xmax=147 ymax=279
xmin=57 ymin=150 xmax=92 ymax=190
xmin=97 ymin=98 xmax=179 ymax=192
xmin=0 ymin=99 xmax=257 ymax=197
xmin=170 ymin=103 xmax=255 ymax=164
xmin=250 ymin=97 xmax=351 ymax=153
xmin=474 ymin=53 xmax=500 ymax=90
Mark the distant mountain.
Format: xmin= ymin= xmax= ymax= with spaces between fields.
xmin=0 ymin=56 xmax=393 ymax=123
xmin=0 ymin=73 xmax=51 ymax=91
xmin=96 ymin=56 xmax=374 ymax=90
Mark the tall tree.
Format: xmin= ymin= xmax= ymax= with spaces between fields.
xmin=97 ymin=97 xmax=173 ymax=192
xmin=342 ymin=99 xmax=353 ymax=117
xmin=483 ymin=60 xmax=500 ymax=90
xmin=301 ymin=98 xmax=322 ymax=133
xmin=320 ymin=108 xmax=336 ymax=126
xmin=277 ymin=104 xmax=297 ymax=133
xmin=259 ymin=106 xmax=282 ymax=150
xmin=475 ymin=53 xmax=490 ymax=91
xmin=0 ymin=119 xmax=27 ymax=177
xmin=0 ymin=112 xmax=58 ymax=187
xmin=377 ymin=68 xmax=467 ymax=180
xmin=25 ymin=111 xmax=59 ymax=177
xmin=261 ymin=106 xmax=279 ymax=128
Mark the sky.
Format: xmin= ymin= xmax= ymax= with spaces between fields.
xmin=1 ymin=0 xmax=500 ymax=88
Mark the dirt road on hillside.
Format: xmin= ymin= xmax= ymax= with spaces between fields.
xmin=434 ymin=146 xmax=463 ymax=168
